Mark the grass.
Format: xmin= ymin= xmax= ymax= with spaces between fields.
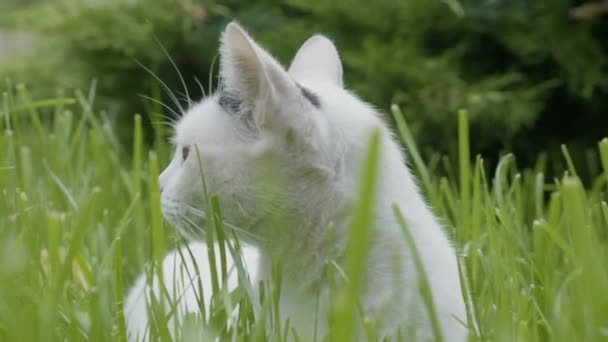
xmin=1 ymin=83 xmax=607 ymax=341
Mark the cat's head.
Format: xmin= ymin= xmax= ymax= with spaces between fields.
xmin=160 ymin=22 xmax=381 ymax=242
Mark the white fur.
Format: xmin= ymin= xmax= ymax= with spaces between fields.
xmin=288 ymin=35 xmax=344 ymax=87
xmin=124 ymin=242 xmax=259 ymax=340
xmin=125 ymin=22 xmax=468 ymax=341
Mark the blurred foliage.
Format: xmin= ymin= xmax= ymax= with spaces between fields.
xmin=1 ymin=0 xmax=607 ymax=164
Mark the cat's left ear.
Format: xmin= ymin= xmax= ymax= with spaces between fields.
xmin=288 ymin=35 xmax=343 ymax=88
xmin=219 ymin=22 xmax=301 ymax=129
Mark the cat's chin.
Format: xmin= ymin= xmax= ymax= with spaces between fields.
xmin=161 ymin=198 xmax=208 ymax=241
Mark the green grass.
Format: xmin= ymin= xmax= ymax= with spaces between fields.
xmin=1 ymin=84 xmax=607 ymax=341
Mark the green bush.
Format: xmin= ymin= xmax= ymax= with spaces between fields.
xmin=1 ymin=0 xmax=607 ymax=163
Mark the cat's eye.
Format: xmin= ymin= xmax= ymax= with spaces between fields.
xmin=182 ymin=146 xmax=190 ymax=161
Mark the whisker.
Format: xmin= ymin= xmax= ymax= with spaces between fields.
xmin=148 ymin=111 xmax=179 ymax=127
xmin=139 ymin=94 xmax=181 ymax=120
xmin=150 ymin=121 xmax=176 ymax=128
xmin=213 ymin=77 xmax=222 ymax=97
xmin=181 ymin=215 xmax=206 ymax=237
xmin=176 ymin=91 xmax=193 ymax=106
xmin=216 ymin=75 xmax=224 ymax=94
xmin=178 ymin=202 xmax=265 ymax=243
xmin=194 ymin=77 xmax=206 ymax=99
xmin=224 ymin=222 xmax=266 ymax=243
xmin=174 ymin=215 xmax=203 ymax=240
xmin=152 ymin=34 xmax=192 ymax=108
xmin=133 ymin=58 xmax=186 ymax=114
xmin=208 ymin=54 xmax=219 ymax=92
xmin=180 ymin=203 xmax=206 ymax=218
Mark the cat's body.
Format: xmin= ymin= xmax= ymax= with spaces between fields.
xmin=124 ymin=242 xmax=260 ymax=340
xmin=125 ymin=22 xmax=468 ymax=341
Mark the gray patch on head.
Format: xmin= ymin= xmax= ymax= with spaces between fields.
xmin=297 ymin=84 xmax=320 ymax=108
xmin=218 ymin=90 xmax=242 ymax=114
xmin=217 ymin=90 xmax=257 ymax=132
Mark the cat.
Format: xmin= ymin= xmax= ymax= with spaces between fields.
xmin=125 ymin=22 xmax=468 ymax=341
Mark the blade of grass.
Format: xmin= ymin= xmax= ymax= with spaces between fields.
xmin=391 ymin=104 xmax=432 ymax=195
xmin=330 ymin=129 xmax=381 ymax=341
xmin=393 ymin=205 xmax=444 ymax=342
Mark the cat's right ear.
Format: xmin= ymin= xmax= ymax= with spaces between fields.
xmin=288 ymin=35 xmax=343 ymax=88
xmin=219 ymin=22 xmax=301 ymax=129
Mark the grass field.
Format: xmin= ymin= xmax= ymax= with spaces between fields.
xmin=1 ymin=83 xmax=607 ymax=341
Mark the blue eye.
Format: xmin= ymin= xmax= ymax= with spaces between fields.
xmin=182 ymin=146 xmax=190 ymax=161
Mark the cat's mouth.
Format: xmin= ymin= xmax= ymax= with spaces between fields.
xmin=161 ymin=198 xmax=264 ymax=244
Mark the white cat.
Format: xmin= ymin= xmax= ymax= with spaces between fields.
xmin=125 ymin=22 xmax=468 ymax=341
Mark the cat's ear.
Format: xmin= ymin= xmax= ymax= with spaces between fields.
xmin=219 ymin=22 xmax=300 ymax=128
xmin=288 ymin=35 xmax=343 ymax=88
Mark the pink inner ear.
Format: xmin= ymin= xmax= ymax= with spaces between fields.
xmin=288 ymin=35 xmax=343 ymax=88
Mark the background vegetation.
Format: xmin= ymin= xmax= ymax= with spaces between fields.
xmin=1 ymin=0 xmax=607 ymax=168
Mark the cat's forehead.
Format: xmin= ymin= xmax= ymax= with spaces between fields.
xmin=173 ymin=97 xmax=233 ymax=146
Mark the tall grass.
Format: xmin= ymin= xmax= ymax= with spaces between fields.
xmin=1 ymin=84 xmax=607 ymax=341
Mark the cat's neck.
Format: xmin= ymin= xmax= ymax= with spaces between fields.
xmin=251 ymin=131 xmax=437 ymax=291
